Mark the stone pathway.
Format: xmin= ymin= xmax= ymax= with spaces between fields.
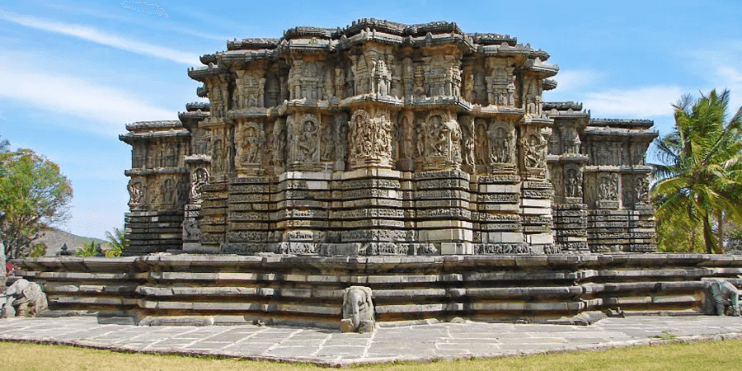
xmin=2 ymin=316 xmax=742 ymax=366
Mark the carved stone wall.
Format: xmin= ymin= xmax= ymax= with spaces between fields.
xmin=121 ymin=19 xmax=658 ymax=256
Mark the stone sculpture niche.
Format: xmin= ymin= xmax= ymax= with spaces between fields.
xmin=702 ymin=279 xmax=741 ymax=316
xmin=341 ymin=286 xmax=375 ymax=333
xmin=0 ymin=279 xmax=48 ymax=318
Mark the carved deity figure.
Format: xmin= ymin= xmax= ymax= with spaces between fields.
xmin=461 ymin=118 xmax=476 ymax=169
xmin=334 ymin=67 xmax=346 ymax=99
xmin=524 ymin=134 xmax=546 ymax=168
xmin=428 ymin=116 xmax=449 ymax=157
xmin=565 ymin=169 xmax=583 ymax=198
xmin=212 ymin=139 xmax=227 ymax=174
xmin=320 ymin=123 xmax=334 ymax=161
xmin=702 ymin=279 xmax=741 ymax=316
xmin=189 ymin=167 xmax=209 ymax=203
xmin=599 ymin=174 xmax=619 ymax=201
xmin=182 ymin=220 xmax=201 ymax=241
xmin=271 ymin=119 xmax=286 ymax=168
xmin=239 ymin=125 xmax=265 ymax=165
xmin=335 ymin=116 xmax=349 ymax=163
xmin=296 ymin=119 xmax=318 ymax=162
xmin=635 ymin=175 xmax=650 ymax=204
xmin=562 ymin=126 xmax=581 ymax=154
xmin=127 ymin=180 xmax=143 ymax=206
xmin=341 ymin=286 xmax=375 ymax=333
xmin=161 ymin=178 xmax=176 ymax=205
xmin=475 ymin=121 xmax=488 ymax=165
xmin=489 ymin=127 xmax=512 ymax=164
xmin=0 ymin=279 xmax=48 ymax=318
xmin=415 ymin=124 xmax=425 ymax=157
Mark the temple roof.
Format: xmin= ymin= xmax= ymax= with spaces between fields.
xmin=193 ymin=19 xmax=555 ymax=75
xmin=589 ymin=118 xmax=655 ymax=129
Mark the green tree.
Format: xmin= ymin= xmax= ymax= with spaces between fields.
xmin=0 ymin=144 xmax=73 ymax=259
xmin=74 ymin=241 xmax=100 ymax=257
xmin=651 ymin=89 xmax=742 ymax=254
xmin=29 ymin=243 xmax=47 ymax=258
xmin=104 ymin=227 xmax=128 ymax=257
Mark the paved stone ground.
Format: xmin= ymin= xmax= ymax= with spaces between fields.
xmin=2 ymin=315 xmax=742 ymax=366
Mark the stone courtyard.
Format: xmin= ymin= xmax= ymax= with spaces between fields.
xmin=2 ymin=315 xmax=742 ymax=366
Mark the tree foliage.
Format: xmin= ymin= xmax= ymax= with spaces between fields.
xmin=0 ymin=140 xmax=73 ymax=259
xmin=651 ymin=89 xmax=742 ymax=253
xmin=105 ymin=227 xmax=128 ymax=257
xmin=75 ymin=241 xmax=100 ymax=257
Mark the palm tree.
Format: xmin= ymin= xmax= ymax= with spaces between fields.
xmin=75 ymin=241 xmax=100 ymax=257
xmin=651 ymin=89 xmax=742 ymax=254
xmin=104 ymin=227 xmax=128 ymax=257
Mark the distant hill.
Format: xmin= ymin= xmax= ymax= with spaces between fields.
xmin=31 ymin=228 xmax=110 ymax=256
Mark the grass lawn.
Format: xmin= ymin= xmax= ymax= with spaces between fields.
xmin=1 ymin=339 xmax=741 ymax=370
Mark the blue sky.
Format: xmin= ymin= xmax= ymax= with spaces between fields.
xmin=1 ymin=0 xmax=740 ymax=239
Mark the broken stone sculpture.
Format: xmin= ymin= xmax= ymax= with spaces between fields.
xmin=702 ymin=279 xmax=741 ymax=316
xmin=0 ymin=279 xmax=48 ymax=318
xmin=341 ymin=286 xmax=375 ymax=333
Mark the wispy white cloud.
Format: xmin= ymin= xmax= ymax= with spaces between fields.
xmin=0 ymin=57 xmax=176 ymax=136
xmin=582 ymin=86 xmax=684 ymax=118
xmin=0 ymin=10 xmax=200 ymax=65
xmin=35 ymin=0 xmax=231 ymax=41
xmin=552 ymin=69 xmax=604 ymax=93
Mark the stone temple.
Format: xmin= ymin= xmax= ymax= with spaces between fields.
xmin=119 ymin=19 xmax=658 ymax=257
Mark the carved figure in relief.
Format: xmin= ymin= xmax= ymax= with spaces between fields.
xmin=240 ymin=125 xmax=264 ymax=165
xmin=271 ymin=119 xmax=286 ymax=167
xmin=489 ymin=127 xmax=512 ymax=164
xmin=335 ymin=116 xmax=349 ymax=162
xmin=475 ymin=121 xmax=488 ymax=165
xmin=461 ymin=117 xmax=476 ymax=168
xmin=415 ymin=124 xmax=424 ymax=157
xmin=296 ymin=119 xmax=318 ymax=162
xmin=189 ymin=167 xmax=208 ymax=203
xmin=128 ymin=180 xmax=143 ymax=206
xmin=320 ymin=123 xmax=334 ymax=161
xmin=562 ymin=126 xmax=581 ymax=154
xmin=451 ymin=124 xmax=462 ymax=165
xmin=162 ymin=178 xmax=176 ymax=205
xmin=524 ymin=134 xmax=546 ymax=168
xmin=565 ymin=169 xmax=583 ymax=198
xmin=635 ymin=175 xmax=649 ymax=204
xmin=212 ymin=139 xmax=226 ymax=173
xmin=428 ymin=116 xmax=448 ymax=156
xmin=598 ymin=174 xmax=619 ymax=201
xmin=334 ymin=67 xmax=345 ymax=98
xmin=182 ymin=219 xmax=201 ymax=241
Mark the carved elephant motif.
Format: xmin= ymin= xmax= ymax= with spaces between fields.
xmin=702 ymin=279 xmax=741 ymax=316
xmin=341 ymin=286 xmax=375 ymax=333
xmin=1 ymin=279 xmax=48 ymax=318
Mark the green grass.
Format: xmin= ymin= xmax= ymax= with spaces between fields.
xmin=1 ymin=339 xmax=741 ymax=370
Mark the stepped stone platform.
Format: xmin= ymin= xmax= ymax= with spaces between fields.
xmin=11 ymin=254 xmax=742 ymax=327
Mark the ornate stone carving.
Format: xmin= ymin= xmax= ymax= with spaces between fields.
xmin=702 ymin=279 xmax=741 ymax=316
xmin=522 ymin=133 xmax=547 ymax=169
xmin=564 ymin=166 xmax=583 ymax=198
xmin=0 ymin=279 xmax=48 ymax=318
xmin=128 ymin=179 xmax=144 ymax=207
xmin=341 ymin=286 xmax=375 ymax=333
xmin=237 ymin=123 xmax=265 ymax=167
xmin=460 ymin=116 xmax=476 ymax=171
xmin=295 ymin=114 xmax=319 ymax=163
xmin=524 ymin=78 xmax=543 ymax=117
xmin=475 ymin=119 xmax=488 ymax=166
xmin=270 ymin=118 xmax=287 ymax=168
xmin=488 ymin=122 xmax=515 ymax=165
xmin=349 ymin=109 xmax=392 ymax=168
xmin=598 ymin=173 xmax=619 ymax=201
xmin=561 ymin=125 xmax=581 ymax=154
xmin=161 ymin=177 xmax=176 ymax=205
xmin=235 ymin=68 xmax=266 ymax=108
xmin=320 ymin=121 xmax=334 ymax=162
xmin=189 ymin=167 xmax=209 ymax=203
xmin=485 ymin=58 xmax=516 ymax=106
